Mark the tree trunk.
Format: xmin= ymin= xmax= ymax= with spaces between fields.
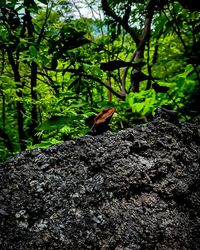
xmin=24 ymin=4 xmax=40 ymax=144
xmin=107 ymin=75 xmax=112 ymax=102
xmin=0 ymin=84 xmax=5 ymax=129
xmin=131 ymin=1 xmax=155 ymax=92
xmin=6 ymin=49 xmax=26 ymax=151
xmin=30 ymin=61 xmax=40 ymax=144
xmin=101 ymin=0 xmax=155 ymax=93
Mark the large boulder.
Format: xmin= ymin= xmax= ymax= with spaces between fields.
xmin=0 ymin=111 xmax=200 ymax=249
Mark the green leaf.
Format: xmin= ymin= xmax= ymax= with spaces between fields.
xmin=29 ymin=45 xmax=38 ymax=56
xmin=37 ymin=116 xmax=69 ymax=132
xmin=132 ymin=102 xmax=144 ymax=113
xmin=153 ymin=15 xmax=167 ymax=37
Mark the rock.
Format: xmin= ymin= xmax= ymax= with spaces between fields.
xmin=0 ymin=115 xmax=200 ymax=249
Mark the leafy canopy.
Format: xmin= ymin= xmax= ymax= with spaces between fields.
xmin=0 ymin=0 xmax=199 ymax=161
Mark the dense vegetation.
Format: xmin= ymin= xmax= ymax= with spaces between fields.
xmin=0 ymin=0 xmax=199 ymax=161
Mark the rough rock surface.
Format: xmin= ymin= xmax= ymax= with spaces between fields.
xmin=0 ymin=110 xmax=200 ymax=250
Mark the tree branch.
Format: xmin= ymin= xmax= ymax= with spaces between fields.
xmin=79 ymin=72 xmax=125 ymax=100
xmin=37 ymin=3 xmax=52 ymax=45
xmin=131 ymin=0 xmax=156 ymax=92
xmin=101 ymin=0 xmax=140 ymax=45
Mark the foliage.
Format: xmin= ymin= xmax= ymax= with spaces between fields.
xmin=0 ymin=0 xmax=199 ymax=161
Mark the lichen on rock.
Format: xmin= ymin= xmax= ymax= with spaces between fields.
xmin=0 ymin=110 xmax=200 ymax=249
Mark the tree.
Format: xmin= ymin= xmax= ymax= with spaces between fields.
xmin=0 ymin=0 xmax=92 ymax=158
xmin=0 ymin=0 xmax=199 ymax=161
xmin=101 ymin=0 xmax=199 ymax=92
